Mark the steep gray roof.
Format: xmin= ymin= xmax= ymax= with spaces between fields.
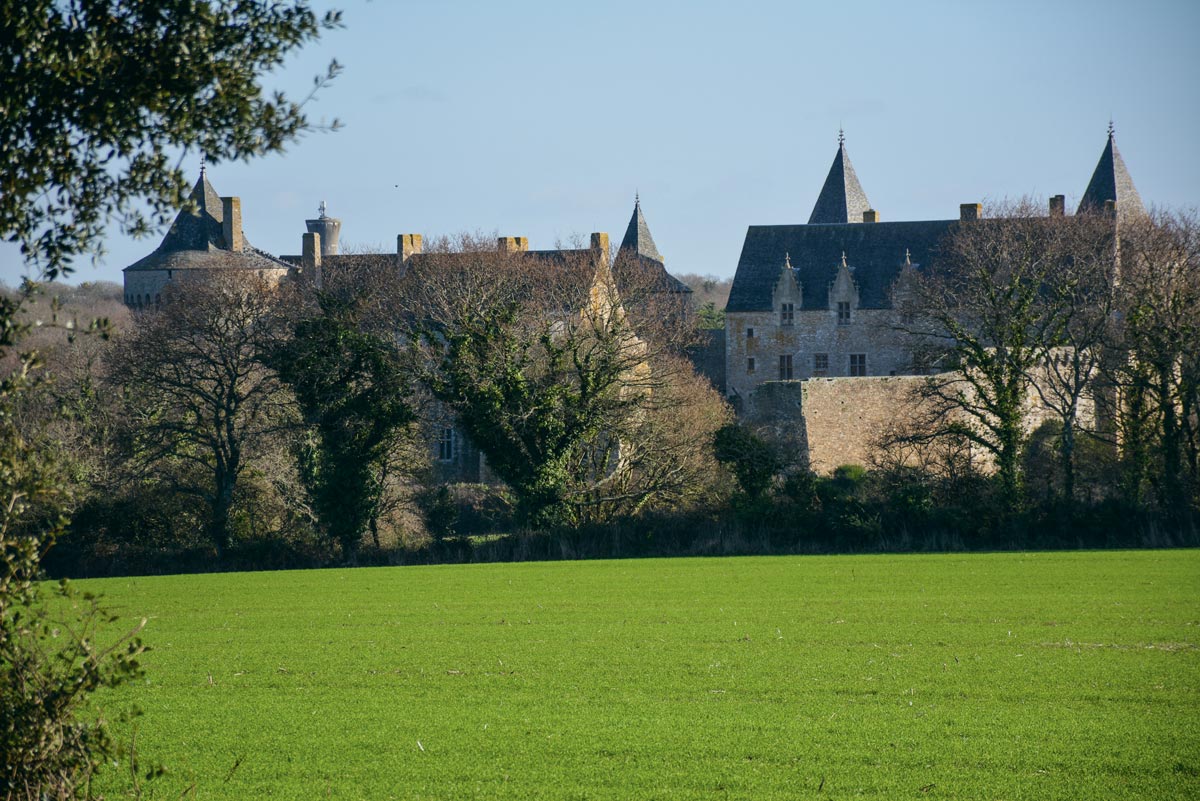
xmin=726 ymin=219 xmax=956 ymax=312
xmin=615 ymin=197 xmax=690 ymax=295
xmin=1078 ymin=127 xmax=1145 ymax=221
xmin=807 ymin=137 xmax=872 ymax=225
xmin=124 ymin=173 xmax=290 ymax=272
xmin=618 ymin=196 xmax=664 ymax=263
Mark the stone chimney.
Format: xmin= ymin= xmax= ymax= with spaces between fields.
xmin=305 ymin=201 xmax=341 ymax=256
xmin=1049 ymin=195 xmax=1065 ymax=217
xmin=302 ymin=232 xmax=323 ymax=288
xmin=590 ymin=232 xmax=610 ymax=253
xmin=497 ymin=236 xmax=529 ymax=253
xmin=398 ymin=234 xmax=423 ymax=265
xmin=960 ymin=203 xmax=982 ymax=222
xmin=221 ymin=197 xmax=243 ymax=251
xmin=862 ymin=209 xmax=879 ymax=223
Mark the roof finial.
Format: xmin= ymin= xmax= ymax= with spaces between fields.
xmin=635 ymin=189 xmax=640 ymax=207
xmin=319 ymin=200 xmax=328 ymax=218
xmin=199 ymin=153 xmax=206 ymax=179
xmin=1107 ymin=118 xmax=1115 ymax=140
xmin=841 ymin=250 xmax=847 ymax=267
xmin=904 ymin=248 xmax=911 ymax=266
xmin=784 ymin=251 xmax=792 ymax=269
xmin=838 ymin=127 xmax=845 ymax=147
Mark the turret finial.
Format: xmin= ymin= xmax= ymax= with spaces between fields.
xmin=319 ymin=200 xmax=328 ymax=218
xmin=904 ymin=248 xmax=911 ymax=266
xmin=1107 ymin=118 xmax=1115 ymax=140
xmin=784 ymin=251 xmax=792 ymax=269
xmin=838 ymin=127 xmax=845 ymax=147
xmin=199 ymin=153 xmax=206 ymax=179
xmin=841 ymin=250 xmax=848 ymax=267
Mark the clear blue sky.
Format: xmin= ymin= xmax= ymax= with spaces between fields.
xmin=5 ymin=0 xmax=1198 ymax=285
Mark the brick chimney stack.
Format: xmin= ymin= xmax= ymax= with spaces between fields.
xmin=398 ymin=234 xmax=423 ymax=265
xmin=222 ymin=197 xmax=243 ymax=251
xmin=302 ymin=232 xmax=322 ymax=288
xmin=1049 ymin=195 xmax=1066 ymax=217
xmin=960 ymin=203 xmax=981 ymax=222
xmin=862 ymin=209 xmax=879 ymax=223
xmin=498 ymin=236 xmax=529 ymax=253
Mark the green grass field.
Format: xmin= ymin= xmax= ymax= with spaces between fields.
xmin=83 ymin=551 xmax=1200 ymax=800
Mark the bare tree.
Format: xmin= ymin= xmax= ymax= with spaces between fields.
xmin=1107 ymin=209 xmax=1200 ymax=511
xmin=113 ymin=270 xmax=293 ymax=557
xmin=899 ymin=199 xmax=1092 ymax=507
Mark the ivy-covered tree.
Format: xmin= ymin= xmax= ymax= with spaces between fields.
xmin=274 ymin=290 xmax=416 ymax=561
xmin=400 ymin=235 xmax=703 ymax=527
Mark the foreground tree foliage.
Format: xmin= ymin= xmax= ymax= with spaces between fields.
xmin=399 ymin=235 xmax=726 ymax=527
xmin=0 ymin=0 xmax=342 ymax=277
xmin=2 ymin=4 xmax=340 ymax=794
xmin=0 ymin=286 xmax=146 ymax=800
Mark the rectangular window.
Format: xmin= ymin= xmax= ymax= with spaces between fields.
xmin=837 ymin=301 xmax=851 ymax=325
xmin=778 ymin=354 xmax=793 ymax=380
xmin=437 ymin=427 xmax=455 ymax=462
xmin=813 ymin=353 xmax=829 ymax=376
xmin=780 ymin=303 xmax=794 ymax=326
xmin=850 ymin=353 xmax=867 ymax=376
xmin=746 ymin=327 xmax=755 ymax=339
xmin=747 ymin=357 xmax=755 ymax=373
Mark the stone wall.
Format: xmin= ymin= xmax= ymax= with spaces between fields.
xmin=725 ymin=309 xmax=917 ymax=400
xmin=740 ymin=367 xmax=1097 ymax=475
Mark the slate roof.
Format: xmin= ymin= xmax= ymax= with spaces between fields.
xmin=807 ymin=137 xmax=872 ymax=225
xmin=726 ymin=219 xmax=956 ymax=312
xmin=619 ymin=196 xmax=664 ymax=263
xmin=615 ymin=197 xmax=691 ymax=295
xmin=125 ymin=173 xmax=291 ymax=272
xmin=1078 ymin=128 xmax=1145 ymax=221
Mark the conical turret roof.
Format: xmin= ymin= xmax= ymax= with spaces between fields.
xmin=807 ymin=132 xmax=872 ymax=225
xmin=124 ymin=171 xmax=287 ymax=272
xmin=618 ymin=195 xmax=663 ymax=263
xmin=1078 ymin=125 xmax=1145 ymax=221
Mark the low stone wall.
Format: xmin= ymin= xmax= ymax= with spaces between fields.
xmin=796 ymin=376 xmax=927 ymax=472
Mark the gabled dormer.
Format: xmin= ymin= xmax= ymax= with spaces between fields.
xmin=889 ymin=248 xmax=920 ymax=310
xmin=771 ymin=253 xmax=802 ymax=325
xmin=827 ymin=252 xmax=860 ymax=325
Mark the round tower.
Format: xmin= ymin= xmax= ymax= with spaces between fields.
xmin=305 ymin=201 xmax=342 ymax=257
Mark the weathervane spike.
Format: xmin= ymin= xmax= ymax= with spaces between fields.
xmin=1107 ymin=118 xmax=1115 ymax=139
xmin=199 ymin=153 xmax=206 ymax=179
xmin=838 ymin=127 xmax=845 ymax=147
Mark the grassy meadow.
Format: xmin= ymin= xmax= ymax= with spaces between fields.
xmin=82 ymin=551 xmax=1200 ymax=799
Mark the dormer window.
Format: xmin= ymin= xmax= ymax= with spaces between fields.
xmin=837 ymin=301 xmax=851 ymax=325
xmin=780 ymin=303 xmax=794 ymax=326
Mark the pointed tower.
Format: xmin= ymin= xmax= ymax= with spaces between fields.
xmin=1078 ymin=123 xmax=1145 ymax=221
xmin=618 ymin=194 xmax=664 ymax=263
xmin=807 ymin=130 xmax=872 ymax=225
